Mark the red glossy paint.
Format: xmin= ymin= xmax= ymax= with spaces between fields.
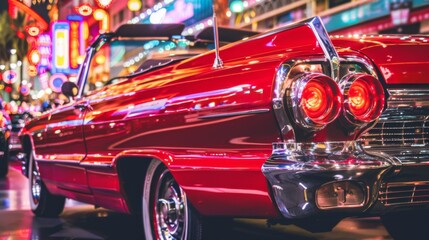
xmin=19 ymin=20 xmax=429 ymax=221
xmin=332 ymin=35 xmax=429 ymax=85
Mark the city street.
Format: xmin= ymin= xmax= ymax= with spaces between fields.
xmin=1 ymin=160 xmax=393 ymax=240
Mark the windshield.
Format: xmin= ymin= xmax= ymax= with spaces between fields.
xmin=83 ymin=37 xmax=212 ymax=94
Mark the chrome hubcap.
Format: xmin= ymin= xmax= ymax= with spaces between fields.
xmin=154 ymin=170 xmax=188 ymax=239
xmin=31 ymin=163 xmax=41 ymax=205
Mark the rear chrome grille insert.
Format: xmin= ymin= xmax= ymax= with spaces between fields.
xmin=360 ymin=89 xmax=429 ymax=164
xmin=379 ymin=181 xmax=429 ymax=206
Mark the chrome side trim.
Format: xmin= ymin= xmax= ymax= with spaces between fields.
xmin=35 ymin=158 xmax=113 ymax=168
xmin=198 ymin=108 xmax=270 ymax=119
xmin=35 ymin=159 xmax=81 ymax=165
xmin=79 ymin=162 xmax=112 ymax=168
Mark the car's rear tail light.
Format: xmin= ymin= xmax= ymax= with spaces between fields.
xmin=341 ymin=74 xmax=385 ymax=123
xmin=288 ymin=73 xmax=342 ymax=129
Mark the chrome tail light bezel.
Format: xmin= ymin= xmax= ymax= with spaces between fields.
xmin=340 ymin=73 xmax=386 ymax=125
xmin=287 ymin=73 xmax=343 ymax=130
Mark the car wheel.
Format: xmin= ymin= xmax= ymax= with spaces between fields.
xmin=142 ymin=160 xmax=203 ymax=240
xmin=381 ymin=210 xmax=429 ymax=240
xmin=28 ymin=152 xmax=65 ymax=217
xmin=0 ymin=142 xmax=9 ymax=178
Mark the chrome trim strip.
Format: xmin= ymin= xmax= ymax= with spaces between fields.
xmin=382 ymin=181 xmax=429 ymax=186
xmin=77 ymin=47 xmax=96 ymax=99
xmin=387 ymin=88 xmax=429 ymax=108
xmin=35 ymin=159 xmax=81 ymax=165
xmin=307 ymin=17 xmax=340 ymax=81
xmin=379 ymin=181 xmax=429 ymax=206
xmin=198 ymin=108 xmax=270 ymax=119
xmin=266 ymin=140 xmax=395 ymax=169
xmin=79 ymin=162 xmax=112 ymax=168
xmin=35 ymin=158 xmax=113 ymax=168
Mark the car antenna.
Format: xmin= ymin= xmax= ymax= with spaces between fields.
xmin=212 ymin=4 xmax=223 ymax=69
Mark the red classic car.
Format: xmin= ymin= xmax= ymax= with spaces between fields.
xmin=20 ymin=17 xmax=429 ymax=239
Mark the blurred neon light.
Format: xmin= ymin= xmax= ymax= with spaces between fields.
xmin=8 ymin=0 xmax=48 ymax=31
xmin=52 ymin=22 xmax=70 ymax=73
xmin=75 ymin=3 xmax=93 ymax=16
xmin=95 ymin=0 xmax=113 ymax=9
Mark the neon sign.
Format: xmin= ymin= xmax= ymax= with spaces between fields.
xmin=26 ymin=26 xmax=40 ymax=36
xmin=28 ymin=49 xmax=41 ymax=65
xmin=69 ymin=21 xmax=81 ymax=70
xmin=52 ymin=22 xmax=70 ymax=74
xmin=37 ymin=34 xmax=52 ymax=69
xmin=95 ymin=0 xmax=113 ymax=9
xmin=75 ymin=3 xmax=93 ymax=16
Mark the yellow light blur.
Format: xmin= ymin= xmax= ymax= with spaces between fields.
xmin=29 ymin=50 xmax=41 ymax=65
xmin=95 ymin=54 xmax=106 ymax=64
xmin=77 ymin=56 xmax=85 ymax=64
xmin=93 ymin=8 xmax=107 ymax=20
xmin=93 ymin=9 xmax=110 ymax=32
xmin=128 ymin=0 xmax=142 ymax=11
xmin=82 ymin=22 xmax=89 ymax=40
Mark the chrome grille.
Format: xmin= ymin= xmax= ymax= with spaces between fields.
xmin=379 ymin=182 xmax=429 ymax=206
xmin=360 ymin=89 xmax=429 ymax=164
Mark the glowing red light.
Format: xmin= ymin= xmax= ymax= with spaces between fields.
xmin=75 ymin=3 xmax=93 ymax=16
xmin=4 ymin=86 xmax=12 ymax=93
xmin=95 ymin=0 xmax=113 ymax=9
xmin=26 ymin=26 xmax=40 ymax=36
xmin=298 ymin=74 xmax=342 ymax=126
xmin=347 ymin=75 xmax=385 ymax=122
xmin=302 ymin=81 xmax=329 ymax=120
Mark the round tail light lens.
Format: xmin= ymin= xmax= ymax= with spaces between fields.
xmin=342 ymin=74 xmax=385 ymax=123
xmin=289 ymin=73 xmax=342 ymax=129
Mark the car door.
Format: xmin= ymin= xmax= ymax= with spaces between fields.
xmin=39 ymin=103 xmax=90 ymax=194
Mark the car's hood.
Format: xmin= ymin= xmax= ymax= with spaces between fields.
xmin=332 ymin=35 xmax=429 ymax=85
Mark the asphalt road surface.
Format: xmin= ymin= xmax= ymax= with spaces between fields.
xmin=0 ymin=160 xmax=393 ymax=240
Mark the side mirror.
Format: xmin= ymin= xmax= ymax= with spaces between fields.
xmin=61 ymin=82 xmax=79 ymax=98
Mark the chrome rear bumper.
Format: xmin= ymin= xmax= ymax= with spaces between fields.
xmin=262 ymin=141 xmax=429 ymax=220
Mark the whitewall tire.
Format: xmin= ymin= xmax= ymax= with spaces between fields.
xmin=142 ymin=159 xmax=203 ymax=240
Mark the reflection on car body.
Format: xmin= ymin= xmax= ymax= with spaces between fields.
xmin=19 ymin=17 xmax=429 ymax=239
